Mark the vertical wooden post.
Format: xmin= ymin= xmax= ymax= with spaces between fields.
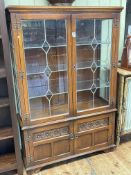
xmin=0 ymin=0 xmax=24 ymax=174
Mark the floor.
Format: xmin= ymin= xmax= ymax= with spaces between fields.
xmin=37 ymin=140 xmax=131 ymax=175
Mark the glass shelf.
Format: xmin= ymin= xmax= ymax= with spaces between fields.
xmin=76 ymin=40 xmax=111 ymax=47
xmin=27 ymin=64 xmax=67 ymax=76
xmin=77 ymin=79 xmax=110 ymax=92
xmin=24 ymin=44 xmax=67 ymax=50
xmin=77 ymin=60 xmax=100 ymax=70
xmin=28 ymin=74 xmax=68 ymax=99
xmin=29 ymin=91 xmax=68 ymax=100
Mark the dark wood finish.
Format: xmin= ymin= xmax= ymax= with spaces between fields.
xmin=74 ymin=113 xmax=114 ymax=154
xmin=47 ymin=0 xmax=75 ymax=5
xmin=7 ymin=6 xmax=122 ymax=174
xmin=0 ymin=98 xmax=9 ymax=108
xmin=0 ymin=153 xmax=17 ymax=173
xmin=0 ymin=0 xmax=23 ymax=174
xmin=23 ymin=113 xmax=114 ymax=169
xmin=0 ymin=127 xmax=13 ymax=141
xmin=7 ymin=6 xmax=123 ymax=13
xmin=24 ymin=122 xmax=74 ymax=167
xmin=0 ymin=59 xmax=6 ymax=78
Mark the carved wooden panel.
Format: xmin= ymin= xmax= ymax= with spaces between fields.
xmin=78 ymin=118 xmax=108 ymax=132
xmin=33 ymin=126 xmax=69 ymax=141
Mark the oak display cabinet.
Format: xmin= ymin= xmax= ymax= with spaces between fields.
xmin=7 ymin=6 xmax=122 ymax=174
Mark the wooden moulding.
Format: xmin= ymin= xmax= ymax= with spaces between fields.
xmin=7 ymin=6 xmax=123 ymax=13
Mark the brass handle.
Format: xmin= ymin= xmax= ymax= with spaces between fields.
xmin=73 ymin=65 xmax=76 ymax=70
xmin=75 ymin=134 xmax=79 ymax=139
xmin=69 ymin=133 xmax=74 ymax=140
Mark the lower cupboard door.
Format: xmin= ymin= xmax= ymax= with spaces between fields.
xmin=74 ymin=114 xmax=114 ymax=154
xmin=28 ymin=122 xmax=74 ymax=165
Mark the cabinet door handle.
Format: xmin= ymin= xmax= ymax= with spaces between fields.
xmin=75 ymin=134 xmax=79 ymax=139
xmin=73 ymin=65 xmax=76 ymax=70
xmin=69 ymin=133 xmax=74 ymax=140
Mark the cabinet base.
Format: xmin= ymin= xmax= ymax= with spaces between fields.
xmin=26 ymin=144 xmax=116 ymax=174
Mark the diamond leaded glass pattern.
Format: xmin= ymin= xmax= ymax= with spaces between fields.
xmin=76 ymin=19 xmax=113 ymax=111
xmin=22 ymin=19 xmax=68 ymax=119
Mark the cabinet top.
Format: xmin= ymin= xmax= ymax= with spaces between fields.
xmin=7 ymin=6 xmax=123 ymax=13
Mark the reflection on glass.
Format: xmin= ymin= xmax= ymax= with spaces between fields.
xmin=22 ymin=20 xmax=45 ymax=48
xmin=76 ymin=19 xmax=112 ymax=111
xmin=22 ymin=19 xmax=68 ymax=119
xmin=25 ymin=49 xmax=46 ymax=74
xmin=46 ymin=20 xmax=66 ymax=46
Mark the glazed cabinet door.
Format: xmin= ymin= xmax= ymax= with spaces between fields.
xmin=24 ymin=122 xmax=74 ymax=166
xmin=12 ymin=14 xmax=72 ymax=126
xmin=74 ymin=113 xmax=115 ymax=154
xmin=72 ymin=13 xmax=120 ymax=116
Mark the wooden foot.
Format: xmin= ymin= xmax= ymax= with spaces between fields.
xmin=27 ymin=168 xmax=41 ymax=175
xmin=104 ymin=147 xmax=116 ymax=153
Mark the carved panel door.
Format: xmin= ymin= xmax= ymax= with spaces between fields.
xmin=25 ymin=122 xmax=74 ymax=166
xmin=74 ymin=114 xmax=115 ymax=154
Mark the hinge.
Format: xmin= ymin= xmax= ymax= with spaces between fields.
xmin=72 ymin=32 xmax=76 ymax=38
xmin=110 ymin=97 xmax=115 ymax=108
xmin=69 ymin=133 xmax=79 ymax=140
xmin=16 ymin=71 xmax=25 ymax=80
xmin=69 ymin=133 xmax=75 ymax=140
xmin=12 ymin=21 xmax=21 ymax=30
xmin=108 ymin=135 xmax=113 ymax=142
xmin=22 ymin=113 xmax=30 ymax=126
xmin=25 ymin=135 xmax=31 ymax=142
xmin=112 ymin=61 xmax=118 ymax=68
xmin=113 ymin=18 xmax=120 ymax=28
xmin=27 ymin=155 xmax=33 ymax=163
xmin=24 ymin=113 xmax=30 ymax=121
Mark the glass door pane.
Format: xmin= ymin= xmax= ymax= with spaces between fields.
xmin=22 ymin=19 xmax=68 ymax=120
xmin=76 ymin=19 xmax=112 ymax=112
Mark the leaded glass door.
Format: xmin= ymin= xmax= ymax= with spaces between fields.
xmin=72 ymin=15 xmax=114 ymax=115
xmin=19 ymin=14 xmax=72 ymax=124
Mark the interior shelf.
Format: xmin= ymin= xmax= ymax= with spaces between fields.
xmin=0 ymin=98 xmax=9 ymax=108
xmin=77 ymin=79 xmax=109 ymax=92
xmin=0 ymin=60 xmax=6 ymax=78
xmin=0 ymin=153 xmax=17 ymax=173
xmin=76 ymin=39 xmax=111 ymax=46
xmin=24 ymin=44 xmax=67 ymax=50
xmin=0 ymin=67 xmax=6 ymax=78
xmin=77 ymin=60 xmax=100 ymax=70
xmin=0 ymin=127 xmax=13 ymax=141
xmin=27 ymin=64 xmax=67 ymax=76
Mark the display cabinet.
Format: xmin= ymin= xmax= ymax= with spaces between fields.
xmin=7 ymin=6 xmax=122 ymax=174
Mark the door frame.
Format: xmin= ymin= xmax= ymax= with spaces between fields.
xmin=13 ymin=13 xmax=73 ymax=126
xmin=71 ymin=13 xmax=120 ymax=117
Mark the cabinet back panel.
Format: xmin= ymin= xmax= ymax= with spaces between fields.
xmin=0 ymin=107 xmax=12 ymax=127
xmin=0 ymin=39 xmax=4 ymax=61
xmin=0 ymin=139 xmax=15 ymax=155
xmin=0 ymin=78 xmax=8 ymax=97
